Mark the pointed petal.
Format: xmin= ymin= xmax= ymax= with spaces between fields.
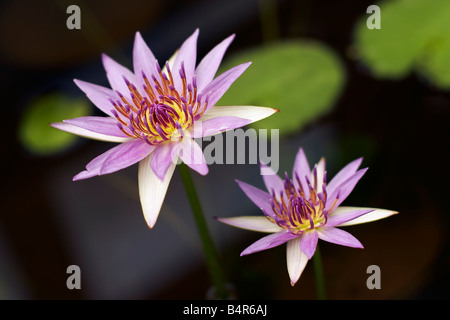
xmin=133 ymin=32 xmax=159 ymax=93
xmin=50 ymin=122 xmax=130 ymax=143
xmin=241 ymin=230 xmax=298 ymax=256
xmin=326 ymin=207 xmax=375 ymax=227
xmin=73 ymin=79 xmax=118 ymax=117
xmin=192 ymin=106 xmax=278 ymax=138
xmin=102 ymin=144 xmax=150 ymax=174
xmin=138 ymin=153 xmax=177 ymax=228
xmin=286 ymin=238 xmax=308 ymax=286
xmin=217 ymin=216 xmax=283 ymax=233
xmin=190 ymin=116 xmax=251 ymax=138
xmin=326 ymin=168 xmax=368 ymax=211
xmin=260 ymin=162 xmax=284 ymax=198
xmin=317 ymin=227 xmax=363 ymax=248
xmin=178 ymin=138 xmax=208 ymax=175
xmin=150 ymin=141 xmax=179 ymax=181
xmin=327 ymin=158 xmax=363 ymax=196
xmin=293 ymin=148 xmax=311 ymax=199
xmin=200 ymin=62 xmax=251 ymax=112
xmin=195 ymin=34 xmax=235 ymax=92
xmin=199 ymin=105 xmax=278 ymax=124
xmin=73 ymin=139 xmax=154 ymax=180
xmin=63 ymin=116 xmax=127 ymax=138
xmin=98 ymin=140 xmax=153 ymax=175
xmin=102 ymin=53 xmax=137 ymax=97
xmin=236 ymin=180 xmax=276 ymax=219
xmin=337 ymin=207 xmax=399 ymax=226
xmin=73 ymin=170 xmax=97 ymax=181
xmin=313 ymin=157 xmax=326 ymax=193
xmin=172 ymin=29 xmax=199 ymax=92
xmin=163 ymin=49 xmax=178 ymax=73
xmin=299 ymin=230 xmax=319 ymax=259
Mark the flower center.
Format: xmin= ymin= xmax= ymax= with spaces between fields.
xmin=266 ymin=165 xmax=338 ymax=234
xmin=109 ymin=61 xmax=209 ymax=145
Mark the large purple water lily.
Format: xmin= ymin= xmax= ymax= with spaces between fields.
xmin=51 ymin=30 xmax=277 ymax=228
xmin=218 ymin=148 xmax=397 ymax=286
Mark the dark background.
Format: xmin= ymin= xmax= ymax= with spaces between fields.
xmin=0 ymin=0 xmax=448 ymax=299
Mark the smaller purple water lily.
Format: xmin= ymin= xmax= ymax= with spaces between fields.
xmin=218 ymin=148 xmax=398 ymax=286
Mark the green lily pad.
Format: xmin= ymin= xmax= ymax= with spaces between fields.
xmin=18 ymin=93 xmax=90 ymax=156
xmin=217 ymin=40 xmax=345 ymax=136
xmin=354 ymin=0 xmax=450 ymax=89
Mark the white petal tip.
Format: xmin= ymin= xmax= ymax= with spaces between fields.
xmin=142 ymin=210 xmax=161 ymax=230
xmin=146 ymin=220 xmax=156 ymax=229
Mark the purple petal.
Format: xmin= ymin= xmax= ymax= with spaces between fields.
xmin=73 ymin=79 xmax=119 ymax=117
xmin=73 ymin=170 xmax=97 ymax=181
xmin=317 ymin=227 xmax=363 ymax=248
xmin=133 ymin=32 xmax=159 ymax=93
xmin=73 ymin=139 xmax=154 ymax=180
xmin=150 ymin=141 xmax=179 ymax=181
xmin=326 ymin=157 xmax=363 ymax=196
xmin=325 ymin=168 xmax=368 ymax=211
xmin=102 ymin=53 xmax=137 ymax=98
xmin=63 ymin=116 xmax=128 ymax=138
xmin=172 ymin=29 xmax=199 ymax=92
xmin=240 ymin=230 xmax=298 ymax=256
xmin=199 ymin=62 xmax=251 ymax=112
xmin=292 ymin=148 xmax=311 ymax=198
xmin=299 ymin=230 xmax=318 ymax=259
xmin=236 ymin=180 xmax=276 ymax=219
xmin=195 ymin=34 xmax=235 ymax=92
xmin=190 ymin=116 xmax=251 ymax=138
xmin=326 ymin=207 xmax=375 ymax=227
xmin=50 ymin=122 xmax=129 ymax=143
xmin=178 ymin=138 xmax=208 ymax=176
xmin=260 ymin=162 xmax=285 ymax=198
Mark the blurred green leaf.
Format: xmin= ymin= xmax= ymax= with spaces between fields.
xmin=217 ymin=40 xmax=345 ymax=136
xmin=354 ymin=0 xmax=450 ymax=89
xmin=18 ymin=93 xmax=90 ymax=156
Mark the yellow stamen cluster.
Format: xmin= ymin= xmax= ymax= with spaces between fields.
xmin=266 ymin=167 xmax=338 ymax=234
xmin=109 ymin=62 xmax=208 ymax=145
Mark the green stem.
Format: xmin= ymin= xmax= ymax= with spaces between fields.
xmin=178 ymin=163 xmax=227 ymax=299
xmin=313 ymin=244 xmax=326 ymax=300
